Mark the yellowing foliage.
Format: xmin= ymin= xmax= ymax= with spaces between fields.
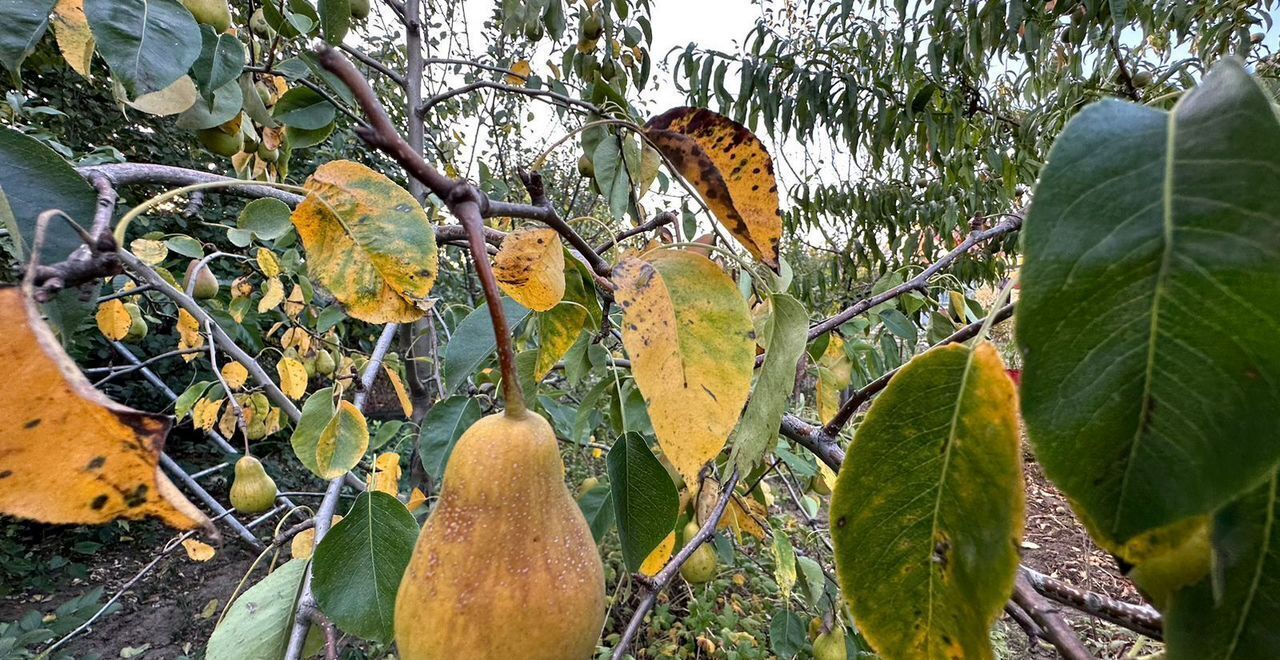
xmin=95 ymin=299 xmax=132 ymax=341
xmin=492 ymin=228 xmax=565 ymax=311
xmin=639 ymin=531 xmax=676 ymax=577
xmin=645 ymin=107 xmax=782 ymax=269
xmin=256 ymin=247 xmax=280 ymax=277
xmin=816 ymin=335 xmax=853 ymax=425
xmin=182 ymin=538 xmax=216 ymax=562
xmin=613 ymin=251 xmax=754 ymax=484
xmin=0 ymin=288 xmax=208 ymax=529
xmin=177 ymin=309 xmax=204 ymax=362
xmin=258 ymin=276 xmax=284 ymax=313
xmin=52 ymin=0 xmax=94 ymax=77
xmin=221 ymin=362 xmax=248 ymax=390
xmin=383 ymin=366 xmax=413 ymax=418
xmin=368 ymin=452 xmax=402 ymax=496
xmin=277 ymin=357 xmax=308 ymax=400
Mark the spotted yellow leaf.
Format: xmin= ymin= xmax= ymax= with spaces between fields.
xmin=639 ymin=531 xmax=676 ymax=577
xmin=95 ymin=299 xmax=132 ymax=341
xmin=217 ymin=398 xmax=240 ymax=438
xmin=0 ymin=289 xmax=207 ymax=529
xmin=291 ymin=514 xmax=342 ymax=560
xmin=280 ymin=326 xmax=311 ymax=354
xmin=492 ymin=228 xmax=565 ymax=311
xmin=192 ymin=397 xmax=222 ymax=431
xmin=291 ymin=160 xmax=439 ymax=323
xmin=368 ymin=452 xmax=401 ymax=496
xmin=277 ymin=357 xmax=308 ymax=400
xmin=221 ymin=362 xmax=248 ymax=391
xmin=285 ymin=284 xmax=305 ymax=320
xmin=182 ymin=538 xmax=216 ymax=562
xmin=613 ymin=250 xmax=754 ymax=484
xmin=719 ymin=495 xmax=767 ymax=542
xmin=645 ymin=107 xmax=782 ymax=269
xmin=315 ymin=401 xmax=369 ymax=479
xmin=52 ymin=0 xmax=94 ymax=77
xmin=177 ymin=309 xmax=204 ymax=362
xmin=258 ymin=276 xmax=285 ymax=313
xmin=383 ymin=366 xmax=413 ymax=418
xmin=256 ymin=248 xmax=280 ymax=277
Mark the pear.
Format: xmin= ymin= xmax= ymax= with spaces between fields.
xmin=183 ymin=261 xmax=219 ymax=300
xmin=678 ymin=520 xmax=717 ymax=584
xmin=575 ymin=476 xmax=600 ymax=500
xmin=349 ymin=0 xmax=371 ymax=20
xmin=122 ymin=303 xmax=148 ymax=343
xmin=182 ymin=0 xmax=231 ymax=32
xmin=229 ymin=456 xmax=277 ymax=514
xmin=250 ymin=8 xmax=275 ymax=38
xmin=813 ymin=626 xmax=847 ymax=660
xmin=196 ymin=127 xmax=242 ymax=157
xmin=314 ymin=349 xmax=336 ymax=376
xmin=394 ymin=411 xmax=605 ymax=659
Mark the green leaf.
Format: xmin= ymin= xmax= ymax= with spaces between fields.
xmin=262 ymin=0 xmax=319 ymax=38
xmin=84 ymin=0 xmax=201 ymax=97
xmin=830 ymin=342 xmax=1023 ymax=658
xmin=576 ymin=482 xmax=615 ymax=544
xmin=606 ymin=432 xmax=680 ymax=571
xmin=730 ymin=293 xmax=807 ymax=473
xmin=175 ymin=79 xmax=243 ymax=130
xmin=165 ymin=235 xmax=203 ymax=258
xmin=291 ymin=387 xmax=335 ymax=477
xmin=795 ymin=555 xmax=826 ymax=608
xmin=417 ymin=396 xmax=482 ymax=483
xmin=769 ymin=519 xmax=796 ymax=600
xmin=879 ymin=308 xmax=917 ymax=343
xmin=174 ymin=381 xmax=213 ymax=421
xmin=533 ymin=253 xmax=600 ymax=379
xmin=239 ymin=73 xmax=276 ymax=128
xmin=442 ymin=298 xmax=533 ymax=395
xmin=369 ymin=420 xmax=403 ymax=452
xmin=769 ymin=610 xmax=807 ymax=658
xmin=312 ymin=492 xmax=419 ymax=643
xmin=273 ymin=87 xmax=337 ymax=130
xmin=592 ymin=136 xmax=631 ymax=220
xmin=1165 ymin=473 xmax=1280 ymax=659
xmin=238 ymin=198 xmax=293 ymax=241
xmin=191 ymin=26 xmax=244 ymax=96
xmin=317 ymin=0 xmax=350 ymax=45
xmin=0 ymin=127 xmax=97 ymax=266
xmin=1017 ymin=60 xmax=1280 ymax=552
xmin=205 ymin=560 xmax=308 ymax=660
xmin=0 ymin=0 xmax=55 ymax=85
xmin=315 ymin=400 xmax=369 ymax=479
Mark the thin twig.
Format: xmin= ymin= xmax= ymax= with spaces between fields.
xmin=418 ymin=80 xmax=598 ymax=116
xmin=594 ymin=210 xmax=677 ymax=254
xmin=515 ymin=169 xmax=612 ymax=276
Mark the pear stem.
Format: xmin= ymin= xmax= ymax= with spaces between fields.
xmin=457 ymin=204 xmax=526 ymax=417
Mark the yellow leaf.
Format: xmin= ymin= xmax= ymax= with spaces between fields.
xmin=290 ymin=514 xmax=343 ymax=560
xmin=284 ymin=284 xmax=305 ymax=320
xmin=315 ymin=401 xmax=369 ymax=479
xmin=639 ymin=531 xmax=676 ymax=577
xmin=492 ymin=228 xmax=565 ymax=312
xmin=0 ymin=288 xmax=208 ymax=529
xmin=719 ymin=495 xmax=767 ymax=542
xmin=52 ymin=0 xmax=94 ymax=77
xmin=277 ymin=358 xmax=308 ymax=400
xmin=182 ymin=538 xmax=216 ymax=562
xmin=407 ymin=487 xmax=428 ymax=513
xmin=280 ymin=326 xmax=311 ymax=354
xmin=192 ymin=397 xmax=223 ymax=431
xmin=218 ymin=397 xmax=240 ymax=438
xmin=613 ymin=250 xmax=754 ymax=484
xmin=816 ymin=335 xmax=853 ymax=425
xmin=130 ymin=238 xmax=168 ymax=265
xmin=383 ymin=366 xmax=413 ymax=418
xmin=506 ymin=59 xmax=532 ymax=84
xmin=368 ymin=452 xmax=402 ymax=496
xmin=177 ymin=309 xmax=204 ymax=362
xmin=220 ymin=362 xmax=248 ymax=390
xmin=125 ymin=75 xmax=198 ymax=116
xmin=645 ymin=107 xmax=782 ymax=269
xmin=95 ymin=299 xmax=132 ymax=341
xmin=256 ymin=248 xmax=281 ymax=277
xmin=258 ymin=277 xmax=284 ymax=313
xmin=291 ymin=160 xmax=439 ymax=323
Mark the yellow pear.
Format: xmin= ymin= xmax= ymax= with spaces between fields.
xmin=229 ymin=456 xmax=277 ymax=514
xmin=813 ymin=626 xmax=847 ymax=660
xmin=394 ymin=411 xmax=605 ymax=659
xmin=196 ymin=128 xmax=242 ymax=157
xmin=122 ymin=303 xmax=148 ymax=342
xmin=182 ymin=0 xmax=231 ymax=32
xmin=183 ymin=261 xmax=219 ymax=299
xmin=679 ymin=520 xmax=717 ymax=584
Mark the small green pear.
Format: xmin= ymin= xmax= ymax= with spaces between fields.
xmin=679 ymin=521 xmax=717 ymax=584
xmin=250 ymin=8 xmax=275 ymax=38
xmin=314 ymin=350 xmax=336 ymax=377
xmin=122 ymin=303 xmax=148 ymax=343
xmin=183 ymin=261 xmax=219 ymax=300
xmin=230 ymin=456 xmax=277 ymax=514
xmin=576 ymin=154 xmax=595 ymax=178
xmin=349 ymin=0 xmax=371 ymax=20
xmin=196 ymin=128 xmax=242 ymax=157
xmin=575 ymin=476 xmax=600 ymax=500
xmin=182 ymin=0 xmax=231 ymax=32
xmin=813 ymin=626 xmax=847 ymax=660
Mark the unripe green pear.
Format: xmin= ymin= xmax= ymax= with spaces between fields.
xmin=576 ymin=476 xmax=600 ymax=500
xmin=196 ymin=128 xmax=242 ymax=157
xmin=679 ymin=521 xmax=717 ymax=584
xmin=395 ymin=411 xmax=605 ymax=659
xmin=182 ymin=0 xmax=231 ymax=32
xmin=582 ymin=11 xmax=604 ymax=40
xmin=314 ymin=349 xmax=336 ymax=376
xmin=122 ymin=303 xmax=148 ymax=342
xmin=250 ymin=9 xmax=275 ymax=38
xmin=813 ymin=626 xmax=847 ymax=660
xmin=349 ymin=0 xmax=371 ymax=20
xmin=577 ymin=154 xmax=595 ymax=178
xmin=1132 ymin=70 xmax=1153 ymax=88
xmin=183 ymin=261 xmax=219 ymax=300
xmin=230 ymin=456 xmax=277 ymax=514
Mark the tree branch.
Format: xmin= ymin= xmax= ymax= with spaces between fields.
xmin=595 ymin=210 xmax=677 ymax=254
xmin=418 ymin=80 xmax=598 ymax=117
xmin=1012 ymin=572 xmax=1095 ymax=660
xmin=1021 ymin=566 xmax=1162 ymax=640
xmin=512 ymin=169 xmax=612 ymax=276
xmin=612 ymin=470 xmax=740 ymax=659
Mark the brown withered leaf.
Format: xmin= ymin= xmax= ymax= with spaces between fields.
xmin=0 ymin=288 xmax=209 ymax=529
xmin=645 ymin=107 xmax=782 ymax=269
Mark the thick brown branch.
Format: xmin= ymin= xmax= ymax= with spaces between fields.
xmin=1021 ymin=566 xmax=1162 ymax=640
xmin=1012 ymin=572 xmax=1095 ymax=660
